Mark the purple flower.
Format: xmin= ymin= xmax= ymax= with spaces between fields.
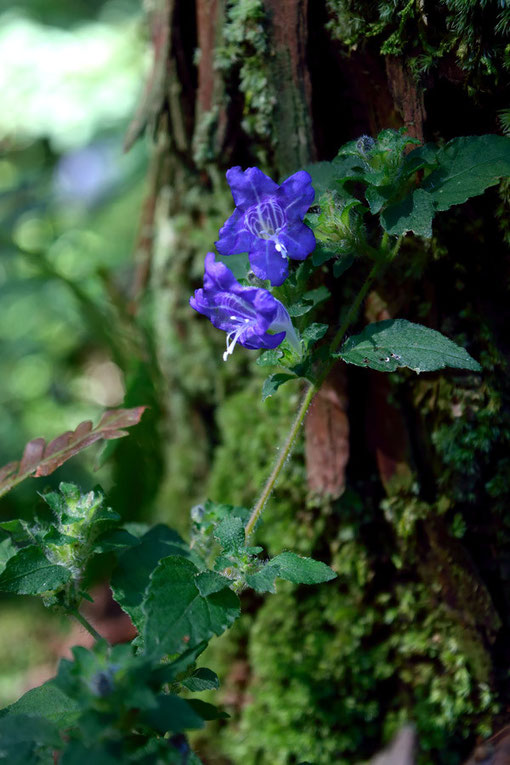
xmin=190 ymin=253 xmax=300 ymax=361
xmin=215 ymin=167 xmax=316 ymax=286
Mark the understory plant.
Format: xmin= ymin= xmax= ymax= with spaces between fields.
xmin=0 ymin=128 xmax=509 ymax=763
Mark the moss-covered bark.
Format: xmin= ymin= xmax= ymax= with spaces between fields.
xmin=132 ymin=1 xmax=510 ymax=761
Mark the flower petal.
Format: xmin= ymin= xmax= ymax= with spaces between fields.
xmin=249 ymin=240 xmax=289 ymax=286
xmin=226 ymin=166 xmax=279 ymax=212
xmin=202 ymin=252 xmax=237 ymax=292
xmin=276 ymin=170 xmax=315 ymax=220
xmin=216 ymin=209 xmax=254 ymax=256
xmin=278 ymin=222 xmax=316 ymax=261
xmin=241 ymin=330 xmax=286 ymax=351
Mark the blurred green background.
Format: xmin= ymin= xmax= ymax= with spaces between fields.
xmin=0 ymin=0 xmax=149 ymax=705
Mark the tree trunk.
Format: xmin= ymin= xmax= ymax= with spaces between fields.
xmin=128 ymin=1 xmax=510 ymax=762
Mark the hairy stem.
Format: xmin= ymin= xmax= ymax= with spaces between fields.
xmin=245 ymin=248 xmax=395 ymax=540
xmin=72 ymin=609 xmax=105 ymax=643
xmin=245 ymin=382 xmax=316 ymax=539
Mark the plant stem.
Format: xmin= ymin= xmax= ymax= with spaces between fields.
xmin=245 ymin=382 xmax=316 ymax=539
xmin=72 ymin=609 xmax=105 ymax=642
xmin=246 ymin=236 xmax=403 ymax=540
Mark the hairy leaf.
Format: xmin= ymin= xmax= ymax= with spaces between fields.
xmin=0 ymin=681 xmax=79 ymax=727
xmin=0 ymin=713 xmax=61 ymax=747
xmin=270 ymin=552 xmax=337 ymax=585
xmin=0 ymin=407 xmax=146 ymax=499
xmin=262 ymin=373 xmax=295 ymax=401
xmin=111 ymin=524 xmax=191 ymax=632
xmin=381 ymin=188 xmax=435 ymax=238
xmin=256 ymin=349 xmax=284 ymax=367
xmin=213 ymin=517 xmax=245 ymax=553
xmin=287 ymin=286 xmax=330 ymax=317
xmin=337 ymin=319 xmax=481 ymax=374
xmin=0 ymin=546 xmax=70 ymax=595
xmin=422 ymin=134 xmax=510 ymax=211
xmin=142 ymin=694 xmax=205 ymax=734
xmin=143 ymin=556 xmax=240 ymax=657
xmin=182 ymin=668 xmax=220 ymax=692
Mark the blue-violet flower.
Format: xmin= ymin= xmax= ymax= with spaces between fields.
xmin=190 ymin=253 xmax=300 ymax=361
xmin=216 ymin=166 xmax=315 ymax=286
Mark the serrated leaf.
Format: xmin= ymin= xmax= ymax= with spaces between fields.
xmin=213 ymin=517 xmax=245 ymax=553
xmin=333 ymin=254 xmax=355 ymax=279
xmin=311 ymin=246 xmax=337 ymax=266
xmin=142 ymin=694 xmax=205 ymax=734
xmin=0 ymin=407 xmax=146 ymax=500
xmin=93 ymin=528 xmax=140 ymax=553
xmin=110 ymin=525 xmax=191 ymax=631
xmin=422 ymin=134 xmax=510 ymax=211
xmin=143 ymin=556 xmax=240 ymax=657
xmin=301 ymin=323 xmax=328 ymax=348
xmin=381 ymin=188 xmax=435 ymax=238
xmin=0 ymin=680 xmax=79 ymax=729
xmin=0 ymin=536 xmax=17 ymax=575
xmin=0 ymin=713 xmax=61 ymax=747
xmin=151 ymin=642 xmax=208 ymax=686
xmin=302 ymin=161 xmax=342 ymax=197
xmin=182 ymin=668 xmax=220 ymax=692
xmin=270 ymin=552 xmax=337 ymax=584
xmin=262 ymin=373 xmax=295 ymax=401
xmin=256 ymin=349 xmax=284 ymax=367
xmin=0 ymin=546 xmax=70 ymax=595
xmin=287 ymin=286 xmax=330 ymax=317
xmin=187 ymin=698 xmax=229 ymax=721
xmin=245 ymin=564 xmax=279 ymax=594
xmin=195 ymin=571 xmax=232 ymax=597
xmin=337 ymin=319 xmax=481 ymax=374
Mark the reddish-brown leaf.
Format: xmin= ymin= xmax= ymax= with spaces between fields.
xmin=0 ymin=407 xmax=146 ymax=499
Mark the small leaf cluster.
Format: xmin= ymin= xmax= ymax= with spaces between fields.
xmin=197 ymin=503 xmax=337 ymax=594
xmin=0 ymin=483 xmax=120 ymax=609
xmin=256 ymin=129 xmax=510 ymax=397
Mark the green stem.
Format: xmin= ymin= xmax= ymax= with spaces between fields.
xmin=245 ymin=237 xmax=402 ymax=540
xmin=72 ymin=610 xmax=105 ymax=643
xmin=245 ymin=382 xmax=316 ymax=539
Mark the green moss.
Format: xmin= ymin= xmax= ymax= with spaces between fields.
xmin=325 ymin=0 xmax=509 ymax=86
xmin=216 ymin=0 xmax=275 ymax=161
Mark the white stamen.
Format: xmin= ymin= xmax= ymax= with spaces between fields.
xmin=223 ymin=326 xmax=245 ymax=362
xmin=230 ymin=315 xmax=237 ymax=320
xmin=275 ymin=241 xmax=288 ymax=259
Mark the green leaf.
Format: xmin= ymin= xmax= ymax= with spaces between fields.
xmin=187 ymin=698 xmax=229 ymax=721
xmin=262 ymin=373 xmax=295 ymax=401
xmin=0 ymin=681 xmax=79 ymax=727
xmin=182 ymin=668 xmax=220 ymax=692
xmin=0 ymin=546 xmax=70 ymax=595
xmin=381 ymin=188 xmax=435 ymax=238
xmin=301 ymin=323 xmax=328 ymax=348
xmin=270 ymin=552 xmax=337 ymax=585
xmin=245 ymin=565 xmax=279 ymax=594
xmin=142 ymin=694 xmax=205 ymax=734
xmin=93 ymin=528 xmax=140 ymax=553
xmin=311 ymin=246 xmax=337 ymax=266
xmin=195 ymin=571 xmax=232 ymax=597
xmin=143 ymin=556 xmax=240 ymax=657
xmin=337 ymin=319 xmax=481 ymax=374
xmin=302 ymin=161 xmax=341 ymax=197
xmin=110 ymin=524 xmax=191 ymax=632
xmin=333 ymin=254 xmax=355 ymax=278
xmin=256 ymin=349 xmax=284 ymax=367
xmin=213 ymin=517 xmax=245 ymax=553
xmin=422 ymin=134 xmax=510 ymax=211
xmin=0 ymin=713 xmax=61 ymax=747
xmin=0 ymin=536 xmax=17 ymax=575
xmin=287 ymin=286 xmax=330 ymax=317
